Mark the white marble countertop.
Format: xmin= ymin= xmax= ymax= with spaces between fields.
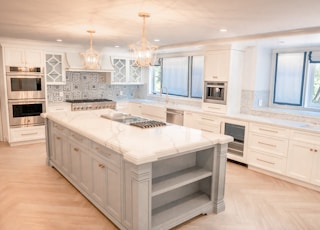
xmin=121 ymin=99 xmax=320 ymax=133
xmin=42 ymin=109 xmax=233 ymax=165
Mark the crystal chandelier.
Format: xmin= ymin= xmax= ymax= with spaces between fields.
xmin=81 ymin=30 xmax=100 ymax=69
xmin=129 ymin=12 xmax=159 ymax=67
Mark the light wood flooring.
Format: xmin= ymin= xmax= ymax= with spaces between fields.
xmin=0 ymin=142 xmax=320 ymax=230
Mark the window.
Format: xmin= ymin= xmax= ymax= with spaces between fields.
xmin=272 ymin=50 xmax=320 ymax=110
xmin=273 ymin=52 xmax=306 ymax=105
xmin=149 ymin=56 xmax=204 ymax=98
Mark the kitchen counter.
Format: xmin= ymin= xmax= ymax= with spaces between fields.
xmin=43 ymin=109 xmax=232 ymax=165
xmin=119 ymin=99 xmax=320 ymax=133
xmin=43 ymin=109 xmax=232 ymax=229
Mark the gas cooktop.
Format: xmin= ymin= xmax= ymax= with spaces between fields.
xmin=66 ymin=99 xmax=113 ymax=103
xmin=100 ymin=113 xmax=166 ymax=129
xmin=66 ymin=99 xmax=116 ymax=111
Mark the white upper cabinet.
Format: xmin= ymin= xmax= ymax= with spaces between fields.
xmin=4 ymin=46 xmax=44 ymax=67
xmin=205 ymin=50 xmax=230 ymax=82
xmin=45 ymin=52 xmax=66 ymax=85
xmin=111 ymin=57 xmax=143 ymax=84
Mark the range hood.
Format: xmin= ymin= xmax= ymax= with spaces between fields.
xmin=65 ymin=52 xmax=114 ymax=72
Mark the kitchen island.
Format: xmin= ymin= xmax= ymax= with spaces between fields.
xmin=43 ymin=109 xmax=233 ymax=230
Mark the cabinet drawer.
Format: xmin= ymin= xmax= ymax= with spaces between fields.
xmin=249 ymin=123 xmax=289 ymax=138
xmin=202 ymin=103 xmax=227 ymax=114
xmin=10 ymin=126 xmax=45 ymax=142
xmin=52 ymin=122 xmax=68 ymax=134
xmin=249 ymin=133 xmax=288 ymax=157
xmin=291 ymin=130 xmax=320 ymax=145
xmin=91 ymin=142 xmax=121 ymax=166
xmin=70 ymin=131 xmax=90 ymax=147
xmin=248 ymin=150 xmax=286 ymax=174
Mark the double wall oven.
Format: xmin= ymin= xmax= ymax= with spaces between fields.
xmin=6 ymin=66 xmax=46 ymax=128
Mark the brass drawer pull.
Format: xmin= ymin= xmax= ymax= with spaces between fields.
xmin=257 ymin=158 xmax=275 ymax=165
xmin=98 ymin=163 xmax=105 ymax=168
xmin=54 ymin=124 xmax=64 ymax=130
xmin=258 ymin=141 xmax=276 ymax=148
xmin=258 ymin=128 xmax=278 ymax=133
xmin=21 ymin=132 xmax=38 ymax=136
xmin=74 ymin=147 xmax=79 ymax=152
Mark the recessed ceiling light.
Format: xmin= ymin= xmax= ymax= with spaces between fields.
xmin=56 ymin=39 xmax=62 ymax=42
xmin=154 ymin=39 xmax=160 ymax=42
xmin=114 ymin=45 xmax=120 ymax=48
xmin=219 ymin=29 xmax=228 ymax=32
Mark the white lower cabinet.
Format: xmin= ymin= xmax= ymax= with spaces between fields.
xmin=247 ymin=123 xmax=289 ymax=175
xmin=141 ymin=104 xmax=166 ymax=122
xmin=9 ymin=126 xmax=45 ymax=145
xmin=183 ymin=111 xmax=221 ymax=134
xmin=287 ymin=130 xmax=320 ymax=186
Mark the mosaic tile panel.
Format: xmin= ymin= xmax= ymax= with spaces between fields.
xmin=47 ymin=71 xmax=140 ymax=102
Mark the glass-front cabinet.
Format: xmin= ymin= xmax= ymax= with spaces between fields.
xmin=112 ymin=57 xmax=143 ymax=84
xmin=45 ymin=53 xmax=66 ymax=85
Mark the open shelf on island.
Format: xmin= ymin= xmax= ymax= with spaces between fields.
xmin=152 ymin=192 xmax=211 ymax=229
xmin=152 ymin=167 xmax=212 ymax=197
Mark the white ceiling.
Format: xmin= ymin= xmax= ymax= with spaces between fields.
xmin=1 ymin=0 xmax=320 ymax=49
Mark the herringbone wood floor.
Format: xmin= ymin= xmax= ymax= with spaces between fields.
xmin=0 ymin=142 xmax=320 ymax=230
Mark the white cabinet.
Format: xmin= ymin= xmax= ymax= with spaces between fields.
xmin=4 ymin=46 xmax=43 ymax=67
xmin=46 ymin=103 xmax=71 ymax=112
xmin=128 ymin=102 xmax=166 ymax=122
xmin=287 ymin=130 xmax=320 ymax=186
xmin=9 ymin=126 xmax=45 ymax=145
xmin=205 ymin=50 xmax=230 ymax=81
xmin=184 ymin=111 xmax=202 ymax=130
xmin=45 ymin=52 xmax=66 ymax=85
xmin=203 ymin=47 xmax=244 ymax=115
xmin=247 ymin=123 xmax=289 ymax=174
xmin=184 ymin=111 xmax=221 ymax=134
xmin=112 ymin=57 xmax=143 ymax=84
xmin=128 ymin=102 xmax=142 ymax=116
xmin=141 ymin=104 xmax=166 ymax=122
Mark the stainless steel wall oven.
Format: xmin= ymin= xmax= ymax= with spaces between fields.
xmin=6 ymin=66 xmax=45 ymax=100
xmin=8 ymin=100 xmax=45 ymax=127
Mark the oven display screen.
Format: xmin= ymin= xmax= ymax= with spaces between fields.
xmin=12 ymin=103 xmax=43 ymax=118
xmin=10 ymin=78 xmax=42 ymax=91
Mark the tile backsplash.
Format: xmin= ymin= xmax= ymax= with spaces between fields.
xmin=47 ymin=71 xmax=141 ymax=102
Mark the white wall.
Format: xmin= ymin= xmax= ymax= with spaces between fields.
xmin=242 ymin=46 xmax=272 ymax=92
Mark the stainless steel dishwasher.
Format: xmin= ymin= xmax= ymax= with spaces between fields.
xmin=166 ymin=108 xmax=184 ymax=125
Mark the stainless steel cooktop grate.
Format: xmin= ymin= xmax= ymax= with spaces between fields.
xmin=129 ymin=120 xmax=167 ymax=129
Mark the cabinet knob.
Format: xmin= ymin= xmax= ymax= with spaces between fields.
xmin=315 ymin=149 xmax=318 ymax=153
xmin=310 ymin=148 xmax=314 ymax=152
xmin=74 ymin=147 xmax=79 ymax=152
xmin=99 ymin=163 xmax=105 ymax=168
xmin=56 ymin=137 xmax=61 ymax=140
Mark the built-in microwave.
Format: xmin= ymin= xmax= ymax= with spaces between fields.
xmin=6 ymin=66 xmax=45 ymax=100
xmin=8 ymin=99 xmax=45 ymax=127
xmin=203 ymin=81 xmax=227 ymax=104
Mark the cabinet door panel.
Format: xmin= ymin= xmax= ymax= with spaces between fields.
xmin=92 ymin=157 xmax=107 ymax=207
xmin=311 ymin=149 xmax=320 ymax=186
xmin=205 ymin=50 xmax=230 ymax=81
xmin=287 ymin=142 xmax=313 ymax=182
xmin=52 ymin=133 xmax=63 ymax=166
xmin=70 ymin=143 xmax=81 ymax=182
xmin=79 ymin=151 xmax=92 ymax=193
xmin=106 ymin=163 xmax=121 ymax=220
